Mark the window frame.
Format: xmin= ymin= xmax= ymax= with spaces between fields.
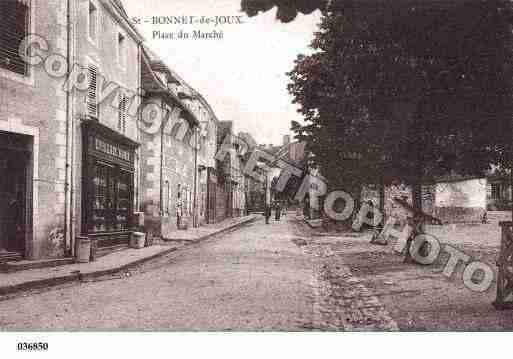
xmin=86 ymin=59 xmax=100 ymax=120
xmin=0 ymin=0 xmax=35 ymax=85
xmin=116 ymin=30 xmax=127 ymax=70
xmin=87 ymin=0 xmax=100 ymax=47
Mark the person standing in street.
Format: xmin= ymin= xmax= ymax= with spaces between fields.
xmin=176 ymin=191 xmax=183 ymax=229
xmin=275 ymin=200 xmax=282 ymax=221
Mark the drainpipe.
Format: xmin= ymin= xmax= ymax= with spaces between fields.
xmin=69 ymin=0 xmax=77 ymax=257
xmin=193 ymin=128 xmax=198 ymax=227
xmin=64 ymin=0 xmax=73 ymax=257
xmin=160 ymin=102 xmax=165 ymax=217
xmin=206 ymin=166 xmax=210 ymax=223
xmin=136 ymin=44 xmax=143 ymax=213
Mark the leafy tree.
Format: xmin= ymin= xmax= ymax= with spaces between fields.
xmin=288 ymin=1 xmax=513 ymax=214
xmin=241 ymin=0 xmax=325 ymax=22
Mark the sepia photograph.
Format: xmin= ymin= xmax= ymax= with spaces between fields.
xmin=0 ymin=0 xmax=513 ymax=357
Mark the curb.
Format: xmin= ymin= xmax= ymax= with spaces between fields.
xmin=0 ymin=215 xmax=259 ymax=297
xmin=0 ymin=273 xmax=80 ymax=297
xmin=167 ymin=215 xmax=260 ymax=244
xmin=78 ymin=246 xmax=180 ymax=281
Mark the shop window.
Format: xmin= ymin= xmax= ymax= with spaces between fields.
xmin=91 ymin=162 xmax=132 ymax=233
xmin=116 ymin=170 xmax=131 ymax=231
xmin=0 ymin=0 xmax=30 ymax=76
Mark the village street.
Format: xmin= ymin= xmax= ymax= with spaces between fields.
xmin=0 ymin=215 xmax=394 ymax=331
xmin=0 ymin=216 xmax=316 ymax=330
xmin=1 ymin=214 xmax=512 ymax=331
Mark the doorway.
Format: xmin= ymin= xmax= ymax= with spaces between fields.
xmin=0 ymin=148 xmax=28 ymax=256
xmin=0 ymin=131 xmax=31 ymax=259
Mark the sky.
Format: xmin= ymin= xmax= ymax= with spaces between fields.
xmin=123 ymin=0 xmax=321 ymax=146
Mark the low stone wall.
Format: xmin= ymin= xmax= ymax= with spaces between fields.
xmin=433 ymin=207 xmax=485 ymax=224
xmin=362 ymin=183 xmax=485 ymax=224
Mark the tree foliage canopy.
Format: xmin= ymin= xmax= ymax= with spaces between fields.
xmin=241 ymin=0 xmax=326 ymax=22
xmin=287 ymin=1 xmax=513 ymax=200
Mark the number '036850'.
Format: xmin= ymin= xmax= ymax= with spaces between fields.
xmin=17 ymin=342 xmax=48 ymax=351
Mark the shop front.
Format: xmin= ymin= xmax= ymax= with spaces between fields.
xmin=81 ymin=120 xmax=138 ymax=249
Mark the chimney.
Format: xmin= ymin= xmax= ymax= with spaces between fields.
xmin=283 ymin=135 xmax=291 ymax=146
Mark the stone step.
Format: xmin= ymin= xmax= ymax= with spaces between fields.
xmin=0 ymin=252 xmax=23 ymax=264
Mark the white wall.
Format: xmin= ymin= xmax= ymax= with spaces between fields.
xmin=435 ymin=178 xmax=487 ymax=208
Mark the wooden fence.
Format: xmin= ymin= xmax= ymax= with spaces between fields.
xmin=495 ymin=222 xmax=513 ymax=309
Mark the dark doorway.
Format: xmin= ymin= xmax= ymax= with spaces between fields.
xmin=0 ymin=147 xmax=28 ymax=257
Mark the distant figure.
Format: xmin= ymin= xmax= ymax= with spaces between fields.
xmin=275 ymin=201 xmax=282 ymax=221
xmin=482 ymin=211 xmax=488 ymax=224
xmin=367 ymin=200 xmax=376 ymax=228
xmin=176 ymin=194 xmax=183 ymax=229
xmin=303 ymin=196 xmax=311 ymax=219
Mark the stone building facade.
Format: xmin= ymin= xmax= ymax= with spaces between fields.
xmin=139 ymin=46 xmax=198 ymax=238
xmin=0 ymin=0 xmax=235 ymax=261
xmin=211 ymin=121 xmax=247 ymax=221
xmin=0 ymin=0 xmax=143 ymax=260
xmin=0 ymin=0 xmax=69 ymax=260
xmin=139 ymin=45 xmax=220 ymax=239
xmin=73 ymin=0 xmax=143 ymax=251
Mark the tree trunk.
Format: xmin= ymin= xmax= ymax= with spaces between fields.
xmin=412 ymin=178 xmax=425 ymax=229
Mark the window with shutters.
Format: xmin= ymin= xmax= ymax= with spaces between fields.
xmin=88 ymin=1 xmax=98 ymax=44
xmin=118 ymin=94 xmax=127 ymax=133
xmin=0 ymin=0 xmax=30 ymax=76
xmin=87 ymin=65 xmax=99 ymax=119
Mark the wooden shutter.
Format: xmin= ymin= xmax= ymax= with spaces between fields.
xmin=118 ymin=95 xmax=127 ymax=133
xmin=87 ymin=65 xmax=98 ymax=119
xmin=0 ymin=0 xmax=29 ymax=75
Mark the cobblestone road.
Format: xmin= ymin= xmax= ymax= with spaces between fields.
xmin=0 ymin=216 xmax=395 ymax=331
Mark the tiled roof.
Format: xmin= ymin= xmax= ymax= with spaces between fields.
xmin=108 ymin=0 xmax=144 ymax=41
xmin=111 ymin=0 xmax=128 ymax=17
xmin=140 ymin=46 xmax=199 ymax=127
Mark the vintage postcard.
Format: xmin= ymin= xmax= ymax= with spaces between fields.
xmin=0 ymin=0 xmax=511 ymax=357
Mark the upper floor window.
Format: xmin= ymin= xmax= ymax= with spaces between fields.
xmin=0 ymin=0 xmax=30 ymax=76
xmin=88 ymin=1 xmax=98 ymax=43
xmin=117 ymin=32 xmax=126 ymax=68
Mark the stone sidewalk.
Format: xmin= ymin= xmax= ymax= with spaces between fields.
xmin=0 ymin=214 xmax=259 ymax=296
xmin=161 ymin=214 xmax=260 ymax=242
